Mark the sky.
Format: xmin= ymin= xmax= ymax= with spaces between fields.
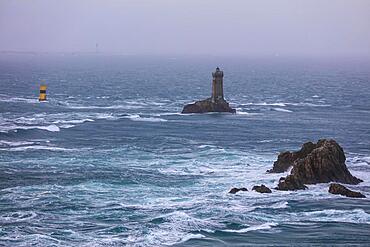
xmin=0 ymin=0 xmax=370 ymax=57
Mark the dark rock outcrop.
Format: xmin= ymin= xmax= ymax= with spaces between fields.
xmin=269 ymin=139 xmax=362 ymax=191
xmin=182 ymin=98 xmax=236 ymax=114
xmin=268 ymin=141 xmax=317 ymax=173
xmin=252 ymin=184 xmax=272 ymax=193
xmin=290 ymin=140 xmax=362 ymax=185
xmin=229 ymin=187 xmax=248 ymax=194
xmin=329 ymin=183 xmax=366 ymax=198
xmin=276 ymin=175 xmax=307 ymax=191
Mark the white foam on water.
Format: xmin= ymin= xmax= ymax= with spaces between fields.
xmin=123 ymin=114 xmax=167 ymax=122
xmin=0 ymin=211 xmax=37 ymax=223
xmin=273 ymin=108 xmax=293 ymax=113
xmin=223 ymin=222 xmax=278 ymax=233
xmin=270 ymin=201 xmax=289 ymax=209
xmin=172 ymin=233 xmax=205 ymax=245
xmin=287 ymin=102 xmax=331 ymax=107
xmin=302 ymin=209 xmax=370 ymax=224
xmin=36 ymin=124 xmax=60 ymax=132
xmin=64 ymin=103 xmax=144 ymax=110
xmin=124 ymin=211 xmax=223 ymax=246
xmin=0 ymin=140 xmax=35 ymax=147
xmin=152 ymin=112 xmax=183 ymax=117
xmin=0 ymin=112 xmax=118 ymax=133
xmin=59 ymin=124 xmax=75 ymax=129
xmin=242 ymin=102 xmax=287 ymax=107
xmin=0 ymin=96 xmax=38 ymax=104
xmin=53 ymin=119 xmax=94 ymax=124
xmin=0 ymin=124 xmax=60 ymax=133
xmin=0 ymin=145 xmax=77 ymax=152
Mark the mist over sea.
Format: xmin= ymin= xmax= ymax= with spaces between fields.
xmin=0 ymin=54 xmax=369 ymax=246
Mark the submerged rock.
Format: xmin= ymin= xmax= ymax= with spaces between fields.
xmin=229 ymin=187 xmax=248 ymax=194
xmin=276 ymin=175 xmax=307 ymax=191
xmin=252 ymin=184 xmax=272 ymax=193
xmin=329 ymin=183 xmax=366 ymax=198
xmin=182 ymin=98 xmax=236 ymax=114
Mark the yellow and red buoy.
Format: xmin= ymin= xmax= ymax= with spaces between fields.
xmin=39 ymin=85 xmax=47 ymax=101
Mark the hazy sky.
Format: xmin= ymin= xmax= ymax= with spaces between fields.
xmin=1 ymin=0 xmax=370 ymax=56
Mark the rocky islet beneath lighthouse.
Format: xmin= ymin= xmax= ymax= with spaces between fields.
xmin=181 ymin=67 xmax=236 ymax=114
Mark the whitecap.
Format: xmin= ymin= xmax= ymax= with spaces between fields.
xmin=273 ymin=108 xmax=292 ymax=113
xmin=287 ymin=102 xmax=331 ymax=107
xmin=0 ymin=140 xmax=35 ymax=147
xmin=65 ymin=104 xmax=143 ymax=110
xmin=0 ymin=145 xmax=72 ymax=151
xmin=302 ymin=209 xmax=370 ymax=224
xmin=0 ymin=211 xmax=37 ymax=223
xmin=223 ymin=222 xmax=278 ymax=233
xmin=53 ymin=119 xmax=94 ymax=124
xmin=270 ymin=201 xmax=289 ymax=209
xmin=0 ymin=124 xmax=60 ymax=133
xmin=240 ymin=102 xmax=287 ymax=107
xmin=0 ymin=96 xmax=38 ymax=104
xmin=59 ymin=124 xmax=75 ymax=129
xmin=36 ymin=124 xmax=60 ymax=132
xmin=123 ymin=114 xmax=167 ymax=122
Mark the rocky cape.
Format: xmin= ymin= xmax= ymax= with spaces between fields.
xmin=182 ymin=98 xmax=236 ymax=114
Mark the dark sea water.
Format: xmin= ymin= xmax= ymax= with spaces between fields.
xmin=0 ymin=54 xmax=369 ymax=246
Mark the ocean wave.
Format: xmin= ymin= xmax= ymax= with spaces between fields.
xmin=152 ymin=112 xmax=183 ymax=117
xmin=241 ymin=102 xmax=287 ymax=107
xmin=0 ymin=145 xmax=77 ymax=152
xmin=302 ymin=209 xmax=370 ymax=224
xmin=0 ymin=96 xmax=39 ymax=104
xmin=287 ymin=102 xmax=331 ymax=107
xmin=270 ymin=201 xmax=289 ymax=209
xmin=36 ymin=124 xmax=60 ymax=132
xmin=0 ymin=113 xmax=117 ymax=133
xmin=223 ymin=222 xmax=278 ymax=233
xmin=273 ymin=108 xmax=293 ymax=113
xmin=123 ymin=114 xmax=167 ymax=122
xmin=238 ymin=101 xmax=330 ymax=108
xmin=64 ymin=104 xmax=144 ymax=110
xmin=0 ymin=140 xmax=35 ymax=147
xmin=141 ymin=211 xmax=222 ymax=246
xmin=0 ymin=124 xmax=60 ymax=133
xmin=52 ymin=119 xmax=94 ymax=124
xmin=0 ymin=211 xmax=37 ymax=223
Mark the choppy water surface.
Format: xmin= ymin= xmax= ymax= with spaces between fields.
xmin=0 ymin=55 xmax=369 ymax=246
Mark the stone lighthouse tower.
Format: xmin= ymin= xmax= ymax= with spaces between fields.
xmin=181 ymin=67 xmax=235 ymax=113
xmin=211 ymin=67 xmax=224 ymax=102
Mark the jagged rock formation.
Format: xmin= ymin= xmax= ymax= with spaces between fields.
xmin=276 ymin=175 xmax=307 ymax=191
xmin=252 ymin=184 xmax=272 ymax=193
xmin=229 ymin=187 xmax=248 ymax=194
xmin=291 ymin=140 xmax=362 ymax=185
xmin=182 ymin=98 xmax=236 ymax=114
xmin=271 ymin=139 xmax=363 ymax=191
xmin=268 ymin=142 xmax=317 ymax=173
xmin=329 ymin=183 xmax=366 ymax=198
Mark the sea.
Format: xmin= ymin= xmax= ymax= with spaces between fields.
xmin=0 ymin=54 xmax=369 ymax=246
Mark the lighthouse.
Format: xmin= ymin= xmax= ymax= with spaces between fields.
xmin=211 ymin=67 xmax=224 ymax=102
xmin=181 ymin=67 xmax=235 ymax=114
